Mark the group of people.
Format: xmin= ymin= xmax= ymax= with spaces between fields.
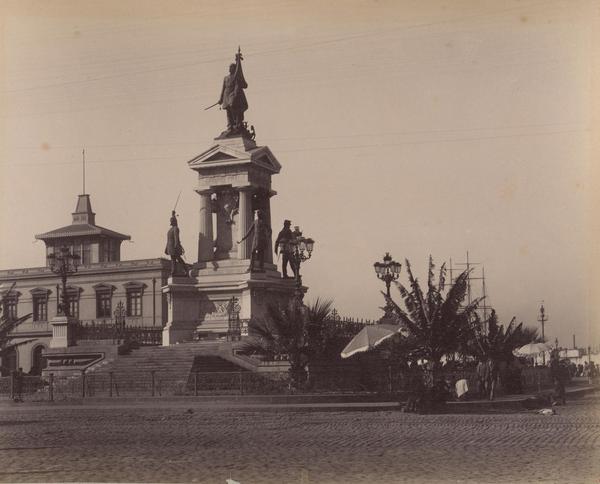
xmin=572 ymin=360 xmax=599 ymax=378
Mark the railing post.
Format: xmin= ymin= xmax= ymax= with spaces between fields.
xmin=194 ymin=371 xmax=198 ymax=397
xmin=49 ymin=373 xmax=54 ymax=402
xmin=239 ymin=371 xmax=243 ymax=396
xmin=388 ymin=365 xmax=392 ymax=394
xmin=109 ymin=372 xmax=113 ymax=397
xmin=151 ymin=370 xmax=155 ymax=397
xmin=10 ymin=371 xmax=15 ymax=401
xmin=81 ymin=370 xmax=86 ymax=398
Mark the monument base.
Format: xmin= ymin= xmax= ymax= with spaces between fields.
xmin=49 ymin=316 xmax=76 ymax=348
xmin=162 ymin=261 xmax=302 ymax=345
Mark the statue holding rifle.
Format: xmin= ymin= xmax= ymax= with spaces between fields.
xmin=165 ymin=210 xmax=190 ymax=276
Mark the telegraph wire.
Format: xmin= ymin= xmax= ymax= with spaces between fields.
xmin=1 ymin=0 xmax=568 ymax=94
xmin=0 ymin=127 xmax=587 ymax=167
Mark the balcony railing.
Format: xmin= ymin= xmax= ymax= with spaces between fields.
xmin=73 ymin=319 xmax=162 ymax=346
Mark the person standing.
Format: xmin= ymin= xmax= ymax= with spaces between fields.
xmin=549 ymin=351 xmax=566 ymax=405
xmin=13 ymin=367 xmax=24 ymax=402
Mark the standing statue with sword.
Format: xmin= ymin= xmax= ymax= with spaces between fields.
xmin=206 ymin=47 xmax=250 ymax=138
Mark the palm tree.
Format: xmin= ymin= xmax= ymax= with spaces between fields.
xmin=0 ymin=283 xmax=32 ymax=374
xmin=384 ymin=257 xmax=479 ymax=400
xmin=241 ymin=298 xmax=333 ymax=390
xmin=468 ymin=310 xmax=539 ymax=363
xmin=465 ymin=311 xmax=544 ymax=396
xmin=467 ymin=310 xmax=544 ymax=361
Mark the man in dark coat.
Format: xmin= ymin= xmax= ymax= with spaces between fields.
xmin=238 ymin=210 xmax=271 ymax=273
xmin=274 ymin=220 xmax=296 ymax=279
xmin=218 ymin=51 xmax=248 ymax=134
xmin=549 ymin=351 xmax=566 ymax=405
xmin=165 ymin=211 xmax=188 ymax=276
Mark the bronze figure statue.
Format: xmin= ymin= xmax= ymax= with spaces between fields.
xmin=165 ymin=211 xmax=189 ymax=276
xmin=238 ymin=210 xmax=271 ymax=273
xmin=218 ymin=47 xmax=248 ymax=137
xmin=274 ymin=219 xmax=297 ymax=279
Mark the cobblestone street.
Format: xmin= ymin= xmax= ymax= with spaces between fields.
xmin=0 ymin=395 xmax=598 ymax=484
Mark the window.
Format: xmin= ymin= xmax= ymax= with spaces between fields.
xmin=61 ymin=287 xmax=81 ymax=319
xmin=96 ymin=291 xmax=112 ymax=319
xmin=33 ymin=294 xmax=48 ymax=321
xmin=45 ymin=246 xmax=55 ymax=266
xmin=3 ymin=296 xmax=17 ymax=321
xmin=126 ymin=289 xmax=143 ymax=317
xmin=82 ymin=243 xmax=91 ymax=266
xmin=67 ymin=295 xmax=79 ymax=319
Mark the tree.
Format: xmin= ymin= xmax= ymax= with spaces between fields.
xmin=240 ymin=298 xmax=333 ymax=390
xmin=0 ymin=283 xmax=32 ymax=374
xmin=384 ymin=257 xmax=479 ymax=403
xmin=468 ymin=310 xmax=541 ymax=363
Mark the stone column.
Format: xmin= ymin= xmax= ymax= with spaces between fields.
xmin=197 ymin=190 xmax=213 ymax=262
xmin=237 ymin=187 xmax=253 ymax=259
xmin=263 ymin=194 xmax=274 ymax=264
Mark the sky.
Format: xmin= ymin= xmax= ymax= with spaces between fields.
xmin=1 ymin=0 xmax=598 ymax=347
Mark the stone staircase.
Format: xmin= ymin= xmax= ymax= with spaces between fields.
xmin=82 ymin=341 xmax=252 ymax=396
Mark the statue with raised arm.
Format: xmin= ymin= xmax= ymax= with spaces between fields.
xmin=237 ymin=210 xmax=271 ymax=273
xmin=217 ymin=47 xmax=249 ymax=137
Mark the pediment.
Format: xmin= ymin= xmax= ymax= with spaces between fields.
xmin=188 ymin=142 xmax=281 ymax=174
xmin=203 ymin=151 xmax=238 ymax=162
xmin=249 ymin=147 xmax=281 ymax=173
xmin=188 ymin=144 xmax=249 ymax=168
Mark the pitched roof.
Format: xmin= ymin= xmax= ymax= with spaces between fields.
xmin=35 ymin=224 xmax=130 ymax=241
xmin=35 ymin=193 xmax=131 ymax=242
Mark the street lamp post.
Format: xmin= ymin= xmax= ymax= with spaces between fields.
xmin=279 ymin=226 xmax=314 ymax=301
xmin=538 ymin=303 xmax=548 ymax=365
xmin=373 ymin=252 xmax=401 ymax=298
xmin=47 ymin=246 xmax=80 ymax=318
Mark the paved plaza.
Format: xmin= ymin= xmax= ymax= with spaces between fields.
xmin=0 ymin=394 xmax=598 ymax=484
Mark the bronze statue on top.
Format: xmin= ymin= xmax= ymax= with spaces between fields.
xmin=217 ymin=47 xmax=249 ymax=138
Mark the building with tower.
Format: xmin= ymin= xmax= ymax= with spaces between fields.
xmin=0 ymin=193 xmax=170 ymax=375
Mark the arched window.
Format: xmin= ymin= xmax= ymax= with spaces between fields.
xmin=31 ymin=345 xmax=47 ymax=375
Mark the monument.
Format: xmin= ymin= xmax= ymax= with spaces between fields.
xmin=162 ymin=49 xmax=300 ymax=345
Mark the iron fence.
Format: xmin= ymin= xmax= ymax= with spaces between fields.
xmin=0 ymin=366 xmax=559 ymax=402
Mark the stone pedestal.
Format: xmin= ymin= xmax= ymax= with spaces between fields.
xmin=162 ymin=276 xmax=200 ymax=345
xmin=161 ymin=263 xmax=300 ymax=345
xmin=50 ymin=316 xmax=75 ymax=348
